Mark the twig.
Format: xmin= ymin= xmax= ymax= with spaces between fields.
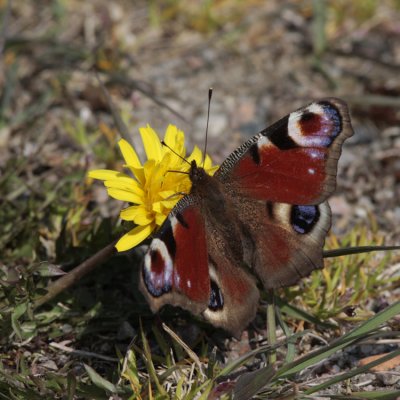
xmin=107 ymin=73 xmax=188 ymax=123
xmin=95 ymin=71 xmax=131 ymax=141
xmin=33 ymin=240 xmax=117 ymax=309
xmin=50 ymin=341 xmax=119 ymax=362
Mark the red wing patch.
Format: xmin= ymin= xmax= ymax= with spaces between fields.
xmin=173 ymin=207 xmax=210 ymax=302
xmin=234 ymin=146 xmax=328 ymax=204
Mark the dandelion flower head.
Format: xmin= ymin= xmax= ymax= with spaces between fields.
xmin=89 ymin=125 xmax=218 ymax=251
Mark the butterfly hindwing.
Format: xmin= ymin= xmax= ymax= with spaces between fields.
xmin=216 ymin=98 xmax=353 ymax=205
xmin=234 ymin=198 xmax=332 ymax=289
xmin=203 ymin=221 xmax=259 ymax=337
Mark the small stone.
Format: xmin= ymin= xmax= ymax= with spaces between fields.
xmin=376 ymin=372 xmax=400 ymax=386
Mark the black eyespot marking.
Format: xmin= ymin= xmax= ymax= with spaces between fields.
xmin=266 ymin=201 xmax=274 ymax=219
xmin=300 ymin=111 xmax=315 ymax=122
xmin=263 ymin=117 xmax=298 ymax=150
xmin=208 ymin=280 xmax=224 ymax=311
xmin=249 ymin=143 xmax=260 ymax=165
xmin=151 ymin=249 xmax=161 ymax=265
xmin=291 ymin=205 xmax=320 ymax=234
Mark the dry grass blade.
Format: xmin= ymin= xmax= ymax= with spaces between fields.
xmin=162 ymin=323 xmax=204 ymax=376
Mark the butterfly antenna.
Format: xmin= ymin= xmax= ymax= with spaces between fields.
xmin=203 ymin=88 xmax=212 ymax=168
xmin=161 ymin=140 xmax=191 ymax=165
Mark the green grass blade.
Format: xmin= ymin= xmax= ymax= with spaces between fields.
xmin=323 ymin=245 xmax=400 ymax=258
xmin=217 ymin=331 xmax=308 ymax=379
xmin=276 ymin=298 xmax=337 ymax=329
xmin=140 ymin=323 xmax=168 ymax=397
xmin=232 ymin=365 xmax=275 ymax=400
xmin=275 ymin=301 xmax=400 ymax=379
xmin=304 ymin=347 xmax=400 ymax=395
xmin=275 ymin=304 xmax=296 ymax=364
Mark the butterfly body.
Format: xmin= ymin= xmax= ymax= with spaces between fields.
xmin=140 ymin=98 xmax=354 ymax=337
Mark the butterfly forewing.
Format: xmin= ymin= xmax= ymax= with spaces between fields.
xmin=215 ymin=98 xmax=353 ymax=205
xmin=140 ymin=200 xmax=210 ymax=315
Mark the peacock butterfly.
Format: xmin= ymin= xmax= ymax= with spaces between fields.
xmin=139 ymin=98 xmax=354 ymax=337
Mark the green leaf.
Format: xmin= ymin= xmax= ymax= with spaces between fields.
xmin=84 ymin=364 xmax=117 ymax=393
xmin=233 ymin=365 xmax=275 ymax=400
xmin=67 ymin=371 xmax=77 ymax=400
xmin=11 ymin=302 xmax=28 ymax=340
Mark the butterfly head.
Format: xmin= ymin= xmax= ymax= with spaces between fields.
xmin=189 ymin=159 xmax=209 ymax=184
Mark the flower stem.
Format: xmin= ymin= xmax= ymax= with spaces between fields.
xmin=34 ymin=240 xmax=117 ymax=309
xmin=266 ymin=289 xmax=277 ymax=365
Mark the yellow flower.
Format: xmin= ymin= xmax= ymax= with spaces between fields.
xmin=89 ymin=125 xmax=218 ymax=251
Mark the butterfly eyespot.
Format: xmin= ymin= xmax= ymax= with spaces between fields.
xmin=208 ymin=280 xmax=224 ymax=311
xmin=143 ymin=239 xmax=173 ymax=297
xmin=290 ymin=205 xmax=320 ymax=234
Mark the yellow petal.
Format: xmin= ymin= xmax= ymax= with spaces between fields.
xmin=155 ymin=213 xmax=167 ymax=226
xmin=133 ymin=213 xmax=153 ymax=225
xmin=187 ymin=145 xmax=203 ymax=165
xmin=120 ymin=205 xmax=148 ymax=221
xmin=161 ymin=199 xmax=179 ymax=209
xmin=104 ymin=179 xmax=144 ymax=196
xmin=203 ymin=154 xmax=212 ymax=169
xmin=118 ymin=139 xmax=142 ymax=168
xmin=143 ymin=159 xmax=156 ymax=177
xmin=88 ymin=169 xmax=132 ymax=181
xmin=152 ymin=201 xmax=163 ymax=213
xmin=164 ymin=125 xmax=185 ymax=157
xmin=115 ymin=224 xmax=154 ymax=251
xmin=125 ymin=164 xmax=145 ymax=185
xmin=164 ymin=125 xmax=178 ymax=146
xmin=207 ymin=165 xmax=219 ymax=176
xmin=140 ymin=125 xmax=163 ymax=161
xmin=158 ymin=190 xmax=177 ymax=199
xmin=107 ymin=188 xmax=144 ymax=204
